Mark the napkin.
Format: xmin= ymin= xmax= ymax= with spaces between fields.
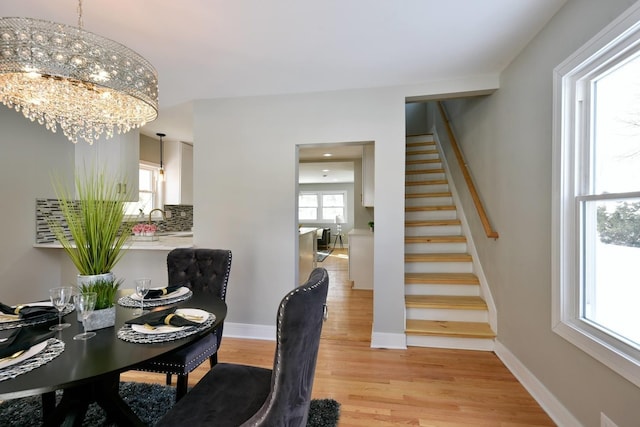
xmin=0 ymin=302 xmax=58 ymax=319
xmin=125 ymin=307 xmax=200 ymax=328
xmin=0 ymin=327 xmax=54 ymax=360
xmin=143 ymin=284 xmax=184 ymax=299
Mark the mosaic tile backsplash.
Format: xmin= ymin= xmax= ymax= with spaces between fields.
xmin=36 ymin=199 xmax=193 ymax=244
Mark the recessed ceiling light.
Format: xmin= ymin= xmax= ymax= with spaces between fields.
xmin=322 ymin=169 xmax=330 ymax=172
xmin=323 ymin=153 xmax=332 ymax=157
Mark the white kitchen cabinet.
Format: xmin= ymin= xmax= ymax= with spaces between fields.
xmin=348 ymin=228 xmax=373 ymax=289
xmin=362 ymin=143 xmax=374 ymax=207
xmin=74 ymin=130 xmax=140 ymax=201
xmin=164 ymin=141 xmax=194 ymax=205
xmin=299 ymin=227 xmax=318 ymax=285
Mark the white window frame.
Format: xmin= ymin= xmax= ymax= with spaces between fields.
xmin=298 ymin=191 xmax=346 ymax=223
xmin=552 ymin=2 xmax=640 ymax=388
xmin=124 ymin=163 xmax=161 ymax=219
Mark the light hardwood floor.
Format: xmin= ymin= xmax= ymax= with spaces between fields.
xmin=123 ymin=248 xmax=556 ymax=426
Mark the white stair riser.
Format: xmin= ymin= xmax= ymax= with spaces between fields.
xmin=405 ymin=210 xmax=457 ymax=221
xmin=405 ymin=261 xmax=473 ymax=273
xmin=405 ymin=283 xmax=480 ymax=296
xmin=406 ymin=153 xmax=440 ymax=161
xmin=405 ymin=184 xmax=450 ymax=193
xmin=405 ymin=197 xmax=453 ymax=207
xmin=406 ymin=135 xmax=435 ymax=144
xmin=406 ymin=307 xmax=488 ymax=322
xmin=406 ymin=172 xmax=446 ymax=181
xmin=406 ymin=335 xmax=494 ymax=352
xmin=405 ymin=225 xmax=462 ymax=236
xmin=405 ymin=242 xmax=467 ymax=254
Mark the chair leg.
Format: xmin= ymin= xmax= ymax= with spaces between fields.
xmin=175 ymin=374 xmax=189 ymax=402
xmin=209 ymin=353 xmax=217 ymax=368
xmin=166 ymin=373 xmax=172 ymax=385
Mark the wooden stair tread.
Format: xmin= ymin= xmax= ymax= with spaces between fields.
xmin=405 ymin=295 xmax=487 ymax=310
xmin=405 ymin=235 xmax=466 ymax=244
xmin=406 ymin=168 xmax=444 ymax=175
xmin=405 ymin=272 xmax=479 ymax=285
xmin=406 ymin=142 xmax=435 ymax=149
xmin=406 ymin=192 xmax=452 ymax=198
xmin=405 ymin=205 xmax=456 ymax=212
xmin=406 ymin=159 xmax=441 ymax=165
xmin=405 ymin=219 xmax=461 ymax=227
xmin=405 ymin=253 xmax=472 ymax=262
xmin=405 ymin=180 xmax=448 ymax=186
xmin=406 ymin=320 xmax=495 ymax=338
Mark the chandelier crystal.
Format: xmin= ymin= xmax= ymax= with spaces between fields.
xmin=0 ymin=15 xmax=158 ymax=144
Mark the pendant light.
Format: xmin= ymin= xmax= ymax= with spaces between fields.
xmin=157 ymin=132 xmax=166 ymax=182
xmin=0 ymin=0 xmax=158 ymax=144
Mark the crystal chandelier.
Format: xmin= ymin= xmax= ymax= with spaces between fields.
xmin=0 ymin=1 xmax=158 ymax=144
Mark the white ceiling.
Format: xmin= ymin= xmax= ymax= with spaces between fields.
xmin=299 ymin=144 xmax=364 ymax=184
xmin=2 ymin=0 xmax=567 ymax=146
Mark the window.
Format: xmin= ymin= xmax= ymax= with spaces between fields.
xmin=298 ymin=191 xmax=346 ymax=222
xmin=124 ymin=164 xmax=160 ymax=216
xmin=553 ymin=3 xmax=640 ymax=387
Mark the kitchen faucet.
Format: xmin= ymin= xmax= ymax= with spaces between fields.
xmin=148 ymin=208 xmax=166 ymax=224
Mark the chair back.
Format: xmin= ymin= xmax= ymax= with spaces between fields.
xmin=167 ymin=248 xmax=232 ymax=343
xmin=242 ymin=267 xmax=329 ymax=427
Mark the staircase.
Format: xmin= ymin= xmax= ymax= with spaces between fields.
xmin=404 ymin=134 xmax=495 ymax=351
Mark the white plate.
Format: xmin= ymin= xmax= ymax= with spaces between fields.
xmin=130 ymin=308 xmax=208 ymax=335
xmin=0 ymin=340 xmax=48 ymax=370
xmin=130 ymin=286 xmax=189 ymax=301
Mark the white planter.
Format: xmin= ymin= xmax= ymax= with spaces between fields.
xmin=76 ymin=272 xmax=115 ymax=322
xmin=84 ymin=306 xmax=116 ymax=331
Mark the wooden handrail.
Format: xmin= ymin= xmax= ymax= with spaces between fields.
xmin=437 ymin=101 xmax=498 ymax=239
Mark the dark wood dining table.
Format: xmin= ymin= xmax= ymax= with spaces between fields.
xmin=0 ymin=289 xmax=227 ymax=426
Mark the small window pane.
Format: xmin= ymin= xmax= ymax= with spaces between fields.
xmin=299 ymin=208 xmax=317 ymax=221
xmin=593 ymin=54 xmax=640 ymax=194
xmin=323 ymin=194 xmax=343 ymax=207
xmin=582 ymin=198 xmax=640 ymax=347
xmin=322 ymin=207 xmax=343 ymax=220
xmin=139 ymin=168 xmax=154 ymax=192
xmin=299 ymin=194 xmax=318 ymax=208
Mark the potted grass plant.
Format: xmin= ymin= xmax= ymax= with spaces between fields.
xmin=48 ymin=168 xmax=135 ymax=328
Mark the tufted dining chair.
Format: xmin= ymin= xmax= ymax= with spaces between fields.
xmin=155 ymin=267 xmax=329 ymax=427
xmin=132 ymin=248 xmax=232 ymax=401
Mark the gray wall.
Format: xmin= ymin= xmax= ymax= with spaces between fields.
xmin=192 ymin=88 xmax=408 ymax=341
xmin=0 ymin=108 xmax=75 ymax=303
xmin=439 ymin=0 xmax=640 ymax=425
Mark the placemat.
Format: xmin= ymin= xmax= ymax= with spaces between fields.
xmin=117 ymin=312 xmax=215 ymax=344
xmin=117 ymin=289 xmax=193 ymax=308
xmin=0 ymin=338 xmax=65 ymax=382
xmin=0 ymin=305 xmax=74 ymax=331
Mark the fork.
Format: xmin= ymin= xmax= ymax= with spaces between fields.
xmin=0 ymin=350 xmax=25 ymax=364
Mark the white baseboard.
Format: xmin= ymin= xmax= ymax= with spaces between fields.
xmin=494 ymin=340 xmax=582 ymax=427
xmin=222 ymin=322 xmax=276 ymax=341
xmin=371 ymin=332 xmax=407 ymax=349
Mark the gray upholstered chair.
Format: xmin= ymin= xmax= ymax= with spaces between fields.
xmin=132 ymin=248 xmax=232 ymax=401
xmin=156 ymin=267 xmax=329 ymax=427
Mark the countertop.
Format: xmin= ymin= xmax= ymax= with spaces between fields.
xmin=348 ymin=228 xmax=373 ymax=236
xmin=299 ymin=227 xmax=318 ymax=235
xmin=34 ymin=233 xmax=194 ymax=251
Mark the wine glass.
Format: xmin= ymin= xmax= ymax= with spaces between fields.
xmin=49 ymin=286 xmax=73 ymax=331
xmin=134 ymin=278 xmax=151 ymax=315
xmin=73 ymin=292 xmax=97 ymax=340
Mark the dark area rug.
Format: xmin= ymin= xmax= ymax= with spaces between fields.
xmin=0 ymin=382 xmax=340 ymax=426
xmin=316 ymin=249 xmax=333 ymax=262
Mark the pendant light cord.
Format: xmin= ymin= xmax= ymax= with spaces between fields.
xmin=77 ymin=0 xmax=83 ymax=29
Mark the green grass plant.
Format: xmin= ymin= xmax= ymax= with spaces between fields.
xmin=48 ymin=168 xmax=135 ymax=276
